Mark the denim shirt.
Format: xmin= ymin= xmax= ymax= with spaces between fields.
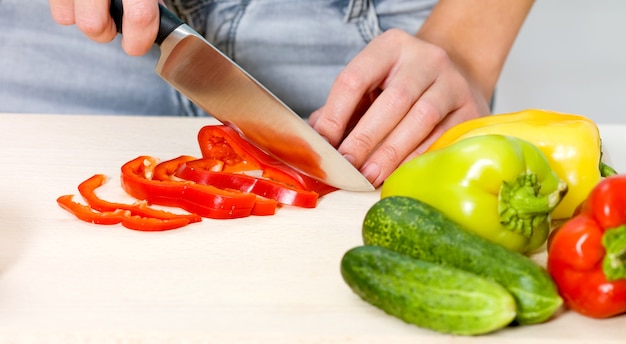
xmin=0 ymin=0 xmax=436 ymax=117
xmin=166 ymin=0 xmax=437 ymax=117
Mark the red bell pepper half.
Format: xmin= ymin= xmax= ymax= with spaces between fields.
xmin=547 ymin=174 xmax=626 ymax=318
xmin=197 ymin=125 xmax=337 ymax=196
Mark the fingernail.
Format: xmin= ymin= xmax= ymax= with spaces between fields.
xmin=361 ymin=162 xmax=380 ymax=184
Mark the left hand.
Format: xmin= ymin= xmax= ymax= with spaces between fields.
xmin=308 ymin=29 xmax=491 ymax=188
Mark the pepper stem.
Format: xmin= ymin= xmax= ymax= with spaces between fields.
xmin=599 ymin=144 xmax=618 ymax=177
xmin=600 ymin=161 xmax=618 ymax=177
xmin=498 ymin=172 xmax=567 ymax=238
xmin=602 ymin=225 xmax=626 ymax=281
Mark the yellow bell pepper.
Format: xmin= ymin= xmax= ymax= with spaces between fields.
xmin=426 ymin=109 xmax=616 ymax=220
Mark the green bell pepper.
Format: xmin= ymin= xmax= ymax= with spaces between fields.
xmin=381 ymin=135 xmax=567 ymax=253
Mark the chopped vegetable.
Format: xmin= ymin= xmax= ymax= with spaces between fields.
xmin=197 ymin=125 xmax=337 ymax=196
xmin=120 ymin=156 xmax=259 ymax=219
xmin=78 ymin=173 xmax=202 ymax=223
xmin=56 ymin=194 xmax=193 ymax=231
xmin=175 ymin=158 xmax=319 ymax=208
xmin=58 ymin=125 xmax=335 ymax=229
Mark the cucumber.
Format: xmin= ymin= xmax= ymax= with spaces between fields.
xmin=341 ymin=245 xmax=516 ymax=335
xmin=362 ymin=196 xmax=563 ymax=325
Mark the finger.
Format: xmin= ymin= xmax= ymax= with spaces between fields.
xmin=357 ymin=101 xmax=444 ymax=187
xmin=307 ymin=107 xmax=322 ymax=129
xmin=73 ymin=0 xmax=117 ymax=43
xmin=120 ymin=0 xmax=160 ymax=55
xmin=336 ymin=72 xmax=432 ymax=169
xmin=49 ymin=0 xmax=76 ymax=25
xmin=310 ymin=34 xmax=395 ymax=147
xmin=335 ymin=33 xmax=449 ymax=170
xmin=358 ymin=71 xmax=468 ymax=187
xmin=410 ymin=93 xmax=490 ymax=159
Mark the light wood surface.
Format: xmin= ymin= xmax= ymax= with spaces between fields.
xmin=0 ymin=113 xmax=624 ymax=343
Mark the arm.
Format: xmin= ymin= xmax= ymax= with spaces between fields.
xmin=309 ymin=0 xmax=534 ymax=187
xmin=417 ymin=0 xmax=534 ymax=102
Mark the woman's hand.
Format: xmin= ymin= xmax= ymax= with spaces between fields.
xmin=309 ymin=0 xmax=534 ymax=188
xmin=49 ymin=0 xmax=161 ymax=55
xmin=309 ymin=29 xmax=490 ymax=188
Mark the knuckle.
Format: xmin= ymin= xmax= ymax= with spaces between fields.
xmin=124 ymin=2 xmax=158 ymax=27
xmin=316 ymin=114 xmax=343 ymax=136
xmin=346 ymin=131 xmax=377 ymax=159
xmin=311 ymin=112 xmax=344 ymax=147
xmin=384 ymin=85 xmax=414 ymax=113
xmin=380 ymin=28 xmax=410 ymax=45
xmin=76 ymin=15 xmax=108 ymax=36
xmin=424 ymin=43 xmax=450 ymax=67
xmin=377 ymin=142 xmax=403 ymax=167
xmin=413 ymin=100 xmax=444 ymax=128
xmin=334 ymin=68 xmax=366 ymax=94
xmin=51 ymin=11 xmax=75 ymax=26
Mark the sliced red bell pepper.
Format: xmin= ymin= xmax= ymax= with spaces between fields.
xmin=197 ymin=125 xmax=337 ymax=196
xmin=547 ymin=174 xmax=626 ymax=318
xmin=120 ymin=213 xmax=191 ymax=231
xmin=152 ymin=155 xmax=200 ymax=182
xmin=175 ymin=158 xmax=319 ymax=208
xmin=153 ymin=155 xmax=278 ymax=216
xmin=120 ymin=156 xmax=259 ymax=219
xmin=57 ymin=194 xmax=125 ymax=225
xmin=57 ymin=195 xmax=191 ymax=231
xmin=251 ymin=196 xmax=278 ymax=216
xmin=60 ymin=125 xmax=334 ymax=227
xmin=77 ymin=173 xmax=202 ymax=223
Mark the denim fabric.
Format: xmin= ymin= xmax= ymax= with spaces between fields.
xmin=167 ymin=0 xmax=437 ymax=117
xmin=0 ymin=0 xmax=436 ymax=117
xmin=0 ymin=0 xmax=192 ymax=115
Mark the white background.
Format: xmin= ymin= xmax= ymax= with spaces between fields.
xmin=493 ymin=0 xmax=626 ymax=123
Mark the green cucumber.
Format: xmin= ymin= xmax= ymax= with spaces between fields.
xmin=341 ymin=245 xmax=516 ymax=335
xmin=362 ymin=196 xmax=563 ymax=325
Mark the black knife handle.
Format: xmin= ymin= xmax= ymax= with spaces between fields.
xmin=109 ymin=0 xmax=184 ymax=46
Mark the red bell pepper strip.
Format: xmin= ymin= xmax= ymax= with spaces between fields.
xmin=197 ymin=125 xmax=337 ymax=196
xmin=57 ymin=195 xmax=191 ymax=231
xmin=77 ymin=173 xmax=202 ymax=223
xmin=120 ymin=156 xmax=258 ymax=219
xmin=251 ymin=196 xmax=278 ymax=216
xmin=547 ymin=174 xmax=626 ymax=318
xmin=120 ymin=213 xmax=191 ymax=231
xmin=153 ymin=156 xmax=278 ymax=216
xmin=175 ymin=158 xmax=319 ymax=208
xmin=57 ymin=194 xmax=125 ymax=225
xmin=152 ymin=155 xmax=199 ymax=182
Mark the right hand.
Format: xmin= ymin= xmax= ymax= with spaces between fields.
xmin=49 ymin=0 xmax=162 ymax=55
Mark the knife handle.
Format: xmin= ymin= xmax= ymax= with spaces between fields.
xmin=109 ymin=0 xmax=184 ymax=45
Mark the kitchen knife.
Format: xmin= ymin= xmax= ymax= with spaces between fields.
xmin=109 ymin=0 xmax=374 ymax=192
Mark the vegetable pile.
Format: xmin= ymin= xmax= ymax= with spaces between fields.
xmin=341 ymin=109 xmax=625 ymax=336
xmin=57 ymin=125 xmax=335 ymax=231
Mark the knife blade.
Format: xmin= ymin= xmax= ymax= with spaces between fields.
xmin=109 ymin=1 xmax=374 ymax=192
